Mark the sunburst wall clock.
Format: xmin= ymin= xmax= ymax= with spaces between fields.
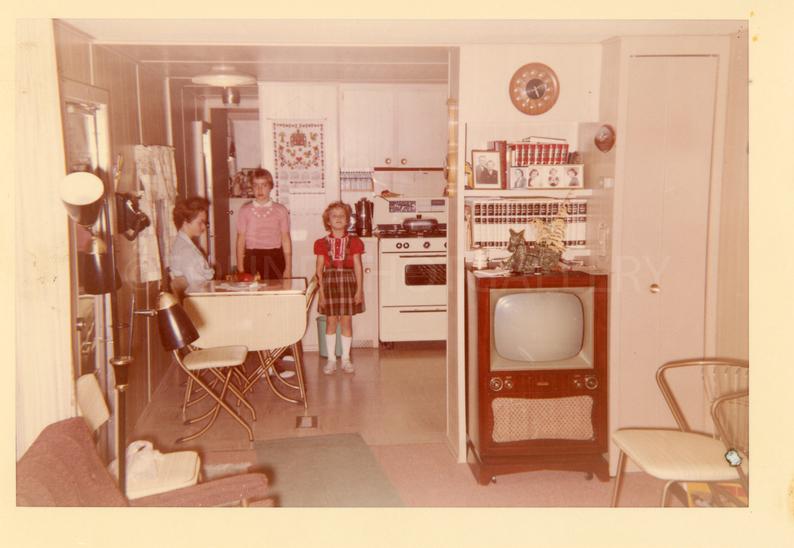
xmin=508 ymin=62 xmax=560 ymax=116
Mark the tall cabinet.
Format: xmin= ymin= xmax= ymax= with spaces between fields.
xmin=605 ymin=37 xmax=731 ymax=471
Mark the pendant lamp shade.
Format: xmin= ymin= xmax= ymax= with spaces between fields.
xmin=191 ymin=65 xmax=256 ymax=88
xmin=157 ymin=292 xmax=199 ymax=351
xmin=60 ymin=172 xmax=105 ymax=226
xmin=80 ymin=236 xmax=121 ymax=295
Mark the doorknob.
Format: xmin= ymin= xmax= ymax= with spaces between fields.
xmin=649 ymin=283 xmax=661 ymax=294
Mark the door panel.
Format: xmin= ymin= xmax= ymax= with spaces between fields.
xmin=619 ymin=56 xmax=718 ymax=430
xmin=210 ymin=109 xmax=231 ymax=277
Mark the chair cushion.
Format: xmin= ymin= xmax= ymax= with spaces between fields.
xmin=613 ymin=429 xmax=745 ymax=482
xmin=123 ymin=450 xmax=201 ymax=500
xmin=183 ymin=345 xmax=248 ymax=371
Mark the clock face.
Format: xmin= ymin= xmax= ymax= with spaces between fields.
xmin=509 ymin=63 xmax=560 ymax=115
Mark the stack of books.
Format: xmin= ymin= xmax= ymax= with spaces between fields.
xmin=467 ymin=198 xmax=587 ymax=249
xmin=488 ymin=139 xmax=584 ymax=190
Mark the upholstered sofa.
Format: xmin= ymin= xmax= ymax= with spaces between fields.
xmin=16 ymin=417 xmax=271 ymax=507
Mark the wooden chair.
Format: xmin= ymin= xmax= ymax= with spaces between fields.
xmin=610 ymin=358 xmax=749 ymax=507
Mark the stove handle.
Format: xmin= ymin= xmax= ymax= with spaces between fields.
xmin=397 ymin=253 xmax=447 ymax=259
xmin=398 ymin=309 xmax=447 ymax=313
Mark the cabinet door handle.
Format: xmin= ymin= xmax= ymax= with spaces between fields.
xmin=400 ymin=158 xmax=407 ymax=165
xmin=364 ymin=268 xmax=371 ymax=274
xmin=384 ymin=158 xmax=392 ymax=165
xmin=649 ymin=283 xmax=661 ymax=294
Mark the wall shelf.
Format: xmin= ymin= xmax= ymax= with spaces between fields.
xmin=462 ymin=188 xmax=594 ymax=199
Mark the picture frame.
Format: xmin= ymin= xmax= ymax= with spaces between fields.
xmin=509 ymin=166 xmax=529 ymax=189
xmin=471 ymin=150 xmax=502 ymax=189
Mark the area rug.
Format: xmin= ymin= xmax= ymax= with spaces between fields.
xmin=253 ymin=433 xmax=404 ymax=507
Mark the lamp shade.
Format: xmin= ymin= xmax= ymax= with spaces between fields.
xmin=60 ymin=172 xmax=105 ymax=226
xmin=79 ymin=236 xmax=121 ymax=295
xmin=157 ymin=292 xmax=199 ymax=351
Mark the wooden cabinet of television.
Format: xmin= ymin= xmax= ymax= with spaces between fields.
xmin=465 ymin=270 xmax=609 ymax=485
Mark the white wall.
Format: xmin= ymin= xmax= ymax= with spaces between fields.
xmin=15 ymin=20 xmax=77 ymax=456
xmin=258 ymin=82 xmax=340 ymax=349
xmin=453 ymin=43 xmax=603 ymax=460
xmin=459 ymin=44 xmax=602 ymax=153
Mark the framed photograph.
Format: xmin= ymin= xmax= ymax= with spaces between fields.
xmin=472 ymin=150 xmax=502 ymax=189
xmin=509 ymin=166 xmax=528 ymax=189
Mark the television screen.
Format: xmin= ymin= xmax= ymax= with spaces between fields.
xmin=491 ymin=289 xmax=592 ymax=370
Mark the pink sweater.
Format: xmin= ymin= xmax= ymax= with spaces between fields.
xmin=236 ymin=201 xmax=290 ymax=249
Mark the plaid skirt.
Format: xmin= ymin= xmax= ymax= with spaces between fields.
xmin=319 ymin=268 xmax=364 ymax=316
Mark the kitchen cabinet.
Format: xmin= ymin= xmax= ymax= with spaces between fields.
xmin=352 ymin=237 xmax=379 ymax=348
xmin=339 ymin=84 xmax=448 ymax=170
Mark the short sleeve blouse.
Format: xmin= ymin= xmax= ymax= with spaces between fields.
xmin=313 ymin=235 xmax=364 ymax=268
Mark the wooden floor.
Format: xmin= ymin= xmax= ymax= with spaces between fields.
xmin=131 ymin=342 xmax=678 ymax=507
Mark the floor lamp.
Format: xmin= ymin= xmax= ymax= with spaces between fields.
xmin=60 ymin=171 xmax=149 ymax=496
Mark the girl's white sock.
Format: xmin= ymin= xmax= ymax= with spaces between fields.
xmin=341 ymin=335 xmax=353 ymax=361
xmin=325 ymin=333 xmax=337 ymax=360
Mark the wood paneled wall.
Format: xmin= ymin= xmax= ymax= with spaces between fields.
xmin=52 ymin=20 xmax=171 ymax=444
xmin=16 ymin=19 xmax=76 ymax=457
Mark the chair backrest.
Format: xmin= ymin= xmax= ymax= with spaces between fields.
xmin=76 ymin=373 xmax=110 ymax=432
xmin=656 ymin=358 xmax=749 ymax=434
xmin=16 ymin=417 xmax=128 ymax=506
xmin=306 ymin=275 xmax=319 ymax=312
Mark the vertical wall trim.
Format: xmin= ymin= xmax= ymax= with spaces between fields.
xmin=165 ymin=78 xmax=174 ymax=147
xmin=135 ymin=64 xmax=144 ymax=144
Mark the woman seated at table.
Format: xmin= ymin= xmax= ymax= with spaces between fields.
xmin=170 ymin=196 xmax=214 ymax=288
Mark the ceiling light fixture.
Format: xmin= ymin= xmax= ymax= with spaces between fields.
xmin=191 ymin=65 xmax=256 ymax=88
xmin=221 ymin=87 xmax=241 ymax=105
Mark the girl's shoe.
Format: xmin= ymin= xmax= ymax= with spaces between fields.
xmin=323 ymin=359 xmax=337 ymax=375
xmin=341 ymin=359 xmax=355 ymax=373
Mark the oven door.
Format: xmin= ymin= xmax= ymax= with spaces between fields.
xmin=378 ymin=250 xmax=447 ymax=307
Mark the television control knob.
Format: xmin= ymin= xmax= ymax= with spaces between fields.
xmin=423 ymin=241 xmax=431 ymax=249
xmin=489 ymin=377 xmax=504 ymax=392
xmin=649 ymin=283 xmax=661 ymax=294
xmin=584 ymin=376 xmax=599 ymax=390
xmin=504 ymin=378 xmax=514 ymax=390
xmin=573 ymin=377 xmax=584 ymax=389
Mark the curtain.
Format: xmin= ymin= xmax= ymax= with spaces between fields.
xmin=134 ymin=145 xmax=179 ymax=282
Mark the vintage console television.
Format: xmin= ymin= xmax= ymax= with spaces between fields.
xmin=465 ymin=270 xmax=608 ymax=484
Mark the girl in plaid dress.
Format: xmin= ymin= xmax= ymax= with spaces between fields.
xmin=314 ymin=201 xmax=365 ymax=374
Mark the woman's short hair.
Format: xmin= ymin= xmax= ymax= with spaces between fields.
xmin=321 ymin=201 xmax=352 ymax=231
xmin=252 ymin=168 xmax=274 ymax=187
xmin=173 ymin=196 xmax=210 ymax=229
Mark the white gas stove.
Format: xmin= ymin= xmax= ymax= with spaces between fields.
xmin=375 ymin=196 xmax=448 ymax=343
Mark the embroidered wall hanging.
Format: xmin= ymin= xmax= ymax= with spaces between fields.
xmin=272 ymin=121 xmax=326 ymax=209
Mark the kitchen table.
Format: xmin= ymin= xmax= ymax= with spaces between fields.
xmin=183 ymin=277 xmax=310 ymax=408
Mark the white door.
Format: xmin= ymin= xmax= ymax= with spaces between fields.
xmin=615 ymin=56 xmax=719 ymax=432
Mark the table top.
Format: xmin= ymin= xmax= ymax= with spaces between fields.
xmin=186 ymin=277 xmax=307 ymax=297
